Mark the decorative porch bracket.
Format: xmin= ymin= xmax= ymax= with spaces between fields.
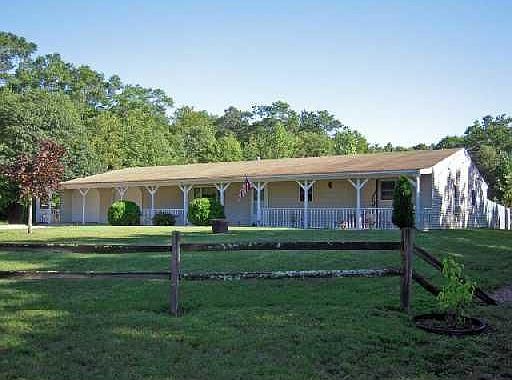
xmin=79 ymin=188 xmax=89 ymax=225
xmin=145 ymin=185 xmax=160 ymax=221
xmin=214 ymin=182 xmax=231 ymax=206
xmin=296 ymin=180 xmax=316 ymax=229
xmin=348 ymin=178 xmax=369 ymax=230
xmin=253 ymin=182 xmax=267 ymax=226
xmin=115 ymin=185 xmax=128 ymax=201
xmin=179 ymin=184 xmax=193 ymax=225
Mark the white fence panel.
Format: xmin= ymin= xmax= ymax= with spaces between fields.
xmin=262 ymin=207 xmax=394 ymax=230
xmin=142 ymin=208 xmax=185 ymax=226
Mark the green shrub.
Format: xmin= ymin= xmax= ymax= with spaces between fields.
xmin=437 ymin=257 xmax=475 ymax=326
xmin=108 ymin=200 xmax=140 ymax=226
xmin=392 ymin=175 xmax=415 ymax=228
xmin=152 ymin=212 xmax=176 ymax=226
xmin=188 ymin=198 xmax=225 ymax=226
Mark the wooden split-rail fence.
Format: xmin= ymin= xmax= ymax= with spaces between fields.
xmin=0 ymin=229 xmax=497 ymax=316
xmin=168 ymin=230 xmax=418 ymax=316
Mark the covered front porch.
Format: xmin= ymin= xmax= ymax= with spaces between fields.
xmin=47 ymin=173 xmax=431 ymax=230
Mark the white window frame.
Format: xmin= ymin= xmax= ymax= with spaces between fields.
xmin=193 ymin=186 xmax=218 ymax=200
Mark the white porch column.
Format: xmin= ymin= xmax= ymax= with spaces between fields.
xmin=415 ymin=175 xmax=421 ymax=228
xmin=214 ymin=182 xmax=231 ymax=206
xmin=253 ymin=182 xmax=267 ymax=226
xmin=79 ymin=188 xmax=89 ymax=225
xmin=145 ymin=185 xmax=159 ymax=223
xmin=348 ymin=178 xmax=369 ymax=230
xmin=408 ymin=175 xmax=422 ymax=228
xmin=179 ymin=184 xmax=193 ymax=225
xmin=297 ymin=180 xmax=315 ymax=229
xmin=47 ymin=191 xmax=53 ymax=224
xmin=115 ymin=185 xmax=128 ymax=201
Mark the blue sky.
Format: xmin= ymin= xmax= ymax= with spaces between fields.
xmin=3 ymin=0 xmax=512 ymax=146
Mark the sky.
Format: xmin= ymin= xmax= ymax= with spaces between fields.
xmin=2 ymin=0 xmax=512 ymax=146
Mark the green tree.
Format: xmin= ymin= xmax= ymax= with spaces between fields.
xmin=435 ymin=135 xmax=465 ymax=150
xmin=216 ymin=106 xmax=252 ymax=141
xmin=392 ymin=175 xmax=415 ymax=228
xmin=299 ymin=110 xmax=343 ymax=134
xmin=296 ymin=131 xmax=334 ymax=157
xmin=464 ymin=115 xmax=512 ymax=204
xmin=0 ymin=32 xmax=36 ymax=82
xmin=172 ymin=106 xmax=218 ymax=163
xmin=216 ymin=134 xmax=243 ymax=162
xmin=245 ymin=122 xmax=297 ymax=159
xmin=333 ymin=127 xmax=368 ymax=155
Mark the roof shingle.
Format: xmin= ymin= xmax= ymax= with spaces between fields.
xmin=61 ymin=148 xmax=462 ymax=188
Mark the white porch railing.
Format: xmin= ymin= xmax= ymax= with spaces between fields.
xmin=142 ymin=208 xmax=185 ymax=226
xmin=262 ymin=207 xmax=395 ymax=230
xmin=38 ymin=209 xmax=60 ymax=224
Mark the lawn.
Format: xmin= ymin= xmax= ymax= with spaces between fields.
xmin=0 ymin=227 xmax=511 ymax=379
xmin=0 ymin=225 xmax=402 ymax=245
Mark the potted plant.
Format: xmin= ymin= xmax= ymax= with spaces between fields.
xmin=188 ymin=198 xmax=228 ymax=233
xmin=414 ymin=257 xmax=488 ymax=336
xmin=209 ymin=199 xmax=228 ymax=233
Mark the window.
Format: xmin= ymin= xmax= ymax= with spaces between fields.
xmin=299 ymin=186 xmax=313 ymax=202
xmin=193 ymin=187 xmax=218 ymax=200
xmin=471 ymin=190 xmax=477 ymax=206
xmin=380 ymin=181 xmax=396 ymax=201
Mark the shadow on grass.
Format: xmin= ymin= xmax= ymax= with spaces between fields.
xmin=1 ymin=277 xmax=511 ymax=380
xmin=0 ymin=249 xmax=402 ymax=274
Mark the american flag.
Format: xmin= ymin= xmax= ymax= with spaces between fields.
xmin=239 ymin=175 xmax=253 ymax=199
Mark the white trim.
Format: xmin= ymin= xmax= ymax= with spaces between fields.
xmin=253 ymin=182 xmax=267 ymax=226
xmin=297 ymin=180 xmax=316 ymax=228
xmin=214 ymin=182 xmax=231 ymax=206
xmin=79 ymin=188 xmax=89 ymax=225
xmin=178 ymin=184 xmax=193 ymax=225
xmin=145 ymin=185 xmax=159 ymax=221
xmin=60 ymin=169 xmax=427 ymax=190
xmin=348 ymin=178 xmax=369 ymax=229
xmin=115 ymin=186 xmax=128 ymax=200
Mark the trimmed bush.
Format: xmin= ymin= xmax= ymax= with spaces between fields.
xmin=392 ymin=175 xmax=415 ymax=228
xmin=188 ymin=198 xmax=225 ymax=226
xmin=108 ymin=200 xmax=140 ymax=226
xmin=152 ymin=212 xmax=176 ymax=226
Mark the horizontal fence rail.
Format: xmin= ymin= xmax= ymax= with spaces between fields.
xmin=181 ymin=241 xmax=401 ymax=251
xmin=0 ymin=268 xmax=401 ymax=281
xmin=0 ymin=241 xmax=401 ymax=253
xmin=414 ymin=245 xmax=498 ymax=305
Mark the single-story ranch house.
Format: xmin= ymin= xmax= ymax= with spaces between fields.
xmin=37 ymin=148 xmax=511 ymax=230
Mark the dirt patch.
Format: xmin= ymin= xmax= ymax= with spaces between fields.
xmin=490 ymin=285 xmax=512 ymax=303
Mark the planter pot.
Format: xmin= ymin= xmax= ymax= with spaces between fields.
xmin=414 ymin=313 xmax=488 ymax=336
xmin=211 ymin=219 xmax=229 ymax=234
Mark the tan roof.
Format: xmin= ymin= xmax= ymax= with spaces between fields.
xmin=61 ymin=148 xmax=462 ymax=188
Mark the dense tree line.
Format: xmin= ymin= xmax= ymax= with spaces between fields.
xmin=1 ymin=31 xmax=511 ymax=216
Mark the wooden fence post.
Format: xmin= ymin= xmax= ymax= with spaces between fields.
xmin=170 ymin=231 xmax=181 ymax=316
xmin=400 ymin=227 xmax=414 ymax=313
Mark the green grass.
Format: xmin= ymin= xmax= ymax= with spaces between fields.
xmin=0 ymin=227 xmax=511 ymax=379
xmin=0 ymin=225 xmax=400 ymax=245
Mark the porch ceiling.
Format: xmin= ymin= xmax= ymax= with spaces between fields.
xmin=60 ymin=148 xmax=460 ymax=189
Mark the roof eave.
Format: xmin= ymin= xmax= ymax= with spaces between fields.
xmin=59 ymin=168 xmax=423 ymax=189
